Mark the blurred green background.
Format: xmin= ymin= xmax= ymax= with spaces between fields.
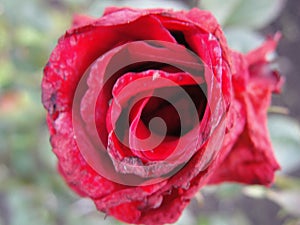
xmin=0 ymin=0 xmax=300 ymax=225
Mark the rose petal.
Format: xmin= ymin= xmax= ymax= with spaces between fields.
xmin=105 ymin=69 xmax=207 ymax=177
xmin=50 ymin=112 xmax=124 ymax=199
xmin=208 ymin=39 xmax=282 ymax=185
xmin=42 ymin=13 xmax=177 ymax=114
xmin=72 ymin=14 xmax=95 ymax=28
xmin=246 ymin=33 xmax=284 ymax=93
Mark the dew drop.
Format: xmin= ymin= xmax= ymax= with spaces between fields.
xmin=177 ymin=75 xmax=183 ymax=81
xmin=70 ymin=36 xmax=78 ymax=47
xmin=208 ymin=33 xmax=214 ymax=41
xmin=152 ymin=71 xmax=160 ymax=81
xmin=66 ymin=59 xmax=73 ymax=66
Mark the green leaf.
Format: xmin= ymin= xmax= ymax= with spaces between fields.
xmin=243 ymin=186 xmax=268 ymax=199
xmin=268 ymin=115 xmax=300 ymax=173
xmin=224 ymin=28 xmax=264 ymax=53
xmin=200 ymin=0 xmax=284 ymax=29
xmin=199 ymin=0 xmax=240 ymax=26
xmin=197 ymin=217 xmax=210 ymax=225
xmin=15 ymin=26 xmax=45 ymax=46
xmin=88 ymin=0 xmax=189 ymax=16
xmin=87 ymin=1 xmax=114 ymax=17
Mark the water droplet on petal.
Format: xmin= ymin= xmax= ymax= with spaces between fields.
xmin=70 ymin=36 xmax=78 ymax=46
xmin=152 ymin=71 xmax=160 ymax=80
xmin=208 ymin=33 xmax=214 ymax=41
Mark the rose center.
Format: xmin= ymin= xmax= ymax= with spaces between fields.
xmin=140 ymin=84 xmax=207 ymax=137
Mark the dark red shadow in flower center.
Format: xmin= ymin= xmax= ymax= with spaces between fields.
xmin=140 ymin=84 xmax=207 ymax=137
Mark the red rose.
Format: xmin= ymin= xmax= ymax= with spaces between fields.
xmin=42 ymin=7 xmax=283 ymax=225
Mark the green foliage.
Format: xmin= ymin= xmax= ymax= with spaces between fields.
xmin=200 ymin=0 xmax=284 ymax=29
xmin=200 ymin=0 xmax=284 ymax=53
xmin=268 ymin=115 xmax=300 ymax=173
xmin=87 ymin=0 xmax=189 ymax=17
xmin=224 ymin=28 xmax=264 ymax=53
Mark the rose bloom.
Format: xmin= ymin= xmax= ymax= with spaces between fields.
xmin=42 ymin=7 xmax=283 ymax=225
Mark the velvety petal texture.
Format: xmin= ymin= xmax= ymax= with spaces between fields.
xmin=42 ymin=7 xmax=282 ymax=225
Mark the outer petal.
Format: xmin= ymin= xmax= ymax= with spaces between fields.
xmin=209 ymin=87 xmax=280 ymax=185
xmin=209 ymin=38 xmax=282 ymax=185
xmin=185 ymin=8 xmax=231 ymax=61
xmin=42 ymin=11 xmax=177 ymax=114
xmin=42 ymin=7 xmax=180 ymax=216
xmin=49 ymin=111 xmax=124 ymax=198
